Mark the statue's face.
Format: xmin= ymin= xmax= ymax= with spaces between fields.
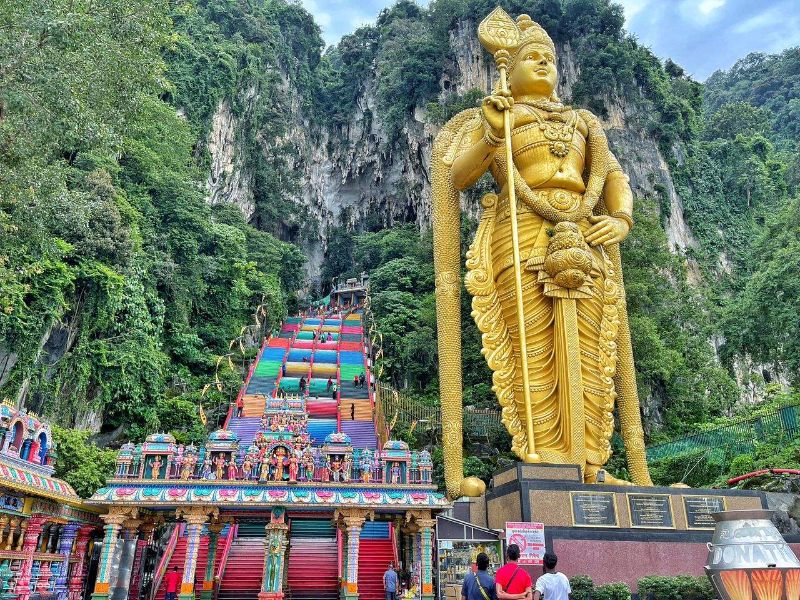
xmin=510 ymin=46 xmax=557 ymax=98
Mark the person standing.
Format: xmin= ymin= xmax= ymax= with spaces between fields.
xmin=495 ymin=544 xmax=532 ymax=600
xmin=236 ymin=396 xmax=243 ymax=418
xmin=462 ymin=552 xmax=497 ymax=600
xmin=533 ymin=552 xmax=571 ymax=600
xmin=164 ymin=566 xmax=181 ymax=600
xmin=384 ymin=562 xmax=399 ymax=600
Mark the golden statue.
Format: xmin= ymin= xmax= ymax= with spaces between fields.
xmin=432 ymin=8 xmax=653 ymax=498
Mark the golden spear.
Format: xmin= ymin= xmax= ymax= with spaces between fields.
xmin=478 ymin=7 xmax=539 ymax=461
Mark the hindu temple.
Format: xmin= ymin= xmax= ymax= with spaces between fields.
xmin=86 ymin=282 xmax=448 ymax=600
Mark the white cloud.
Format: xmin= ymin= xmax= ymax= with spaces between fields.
xmin=617 ymin=0 xmax=650 ymax=20
xmin=698 ymin=0 xmax=726 ymax=16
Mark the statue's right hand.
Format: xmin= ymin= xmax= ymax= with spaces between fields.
xmin=481 ymin=94 xmax=513 ymax=137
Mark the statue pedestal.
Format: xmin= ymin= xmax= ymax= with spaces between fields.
xmin=454 ymin=463 xmax=799 ymax=593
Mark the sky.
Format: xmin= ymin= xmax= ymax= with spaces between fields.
xmin=300 ymin=0 xmax=800 ymax=81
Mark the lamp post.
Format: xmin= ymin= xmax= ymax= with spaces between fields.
xmin=705 ymin=509 xmax=800 ymax=600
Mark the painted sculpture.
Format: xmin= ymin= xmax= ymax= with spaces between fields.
xmin=431 ymin=7 xmax=652 ymax=497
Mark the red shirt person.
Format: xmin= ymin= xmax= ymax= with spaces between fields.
xmin=495 ymin=544 xmax=532 ymax=600
xmin=164 ymin=567 xmax=181 ymax=600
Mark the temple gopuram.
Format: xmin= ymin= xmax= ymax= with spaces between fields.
xmin=0 ymin=403 xmax=102 ymax=600
xmin=88 ymin=288 xmax=448 ymax=600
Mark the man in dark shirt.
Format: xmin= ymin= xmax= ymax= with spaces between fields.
xmin=462 ymin=552 xmax=497 ymax=600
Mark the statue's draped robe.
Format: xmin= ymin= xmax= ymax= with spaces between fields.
xmin=452 ymin=107 xmax=621 ymax=472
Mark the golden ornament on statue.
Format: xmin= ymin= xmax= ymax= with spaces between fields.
xmin=432 ymin=7 xmax=653 ymax=499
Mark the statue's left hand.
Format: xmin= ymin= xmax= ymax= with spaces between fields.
xmin=584 ymin=215 xmax=630 ymax=246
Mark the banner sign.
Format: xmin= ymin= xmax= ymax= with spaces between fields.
xmin=505 ymin=522 xmax=545 ymax=565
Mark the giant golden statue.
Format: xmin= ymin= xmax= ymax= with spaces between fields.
xmin=432 ymin=8 xmax=653 ymax=498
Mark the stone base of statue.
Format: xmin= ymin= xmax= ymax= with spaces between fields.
xmin=453 ymin=464 xmax=800 ymax=593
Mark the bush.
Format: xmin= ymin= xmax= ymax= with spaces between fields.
xmin=569 ymin=576 xmax=631 ymax=600
xmin=637 ymin=576 xmax=715 ymax=600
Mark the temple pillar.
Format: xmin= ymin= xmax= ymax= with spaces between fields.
xmin=4 ymin=518 xmax=19 ymax=551
xmin=29 ymin=441 xmax=40 ymax=464
xmin=15 ymin=515 xmax=48 ymax=600
xmin=177 ymin=508 xmax=218 ymax=600
xmin=416 ymin=517 xmax=435 ymax=600
xmin=108 ymin=518 xmax=142 ymax=600
xmin=258 ymin=507 xmax=288 ymax=600
xmin=55 ymin=522 xmax=80 ymax=600
xmin=69 ymin=526 xmax=96 ymax=600
xmin=129 ymin=521 xmax=157 ymax=600
xmin=200 ymin=521 xmax=225 ymax=600
xmin=0 ymin=515 xmax=8 ymax=549
xmin=91 ymin=509 xmax=136 ymax=600
xmin=335 ymin=509 xmax=373 ymax=600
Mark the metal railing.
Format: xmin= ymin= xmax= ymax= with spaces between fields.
xmin=646 ymin=403 xmax=800 ymax=461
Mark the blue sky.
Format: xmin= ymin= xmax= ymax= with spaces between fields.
xmin=300 ymin=0 xmax=800 ymax=80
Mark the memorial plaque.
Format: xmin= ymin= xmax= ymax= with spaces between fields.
xmin=684 ymin=495 xmax=726 ymax=529
xmin=627 ymin=493 xmax=674 ymax=529
xmin=570 ymin=491 xmax=618 ymax=527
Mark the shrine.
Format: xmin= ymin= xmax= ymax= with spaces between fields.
xmin=86 ymin=301 xmax=448 ymax=600
xmin=0 ymin=403 xmax=103 ymax=600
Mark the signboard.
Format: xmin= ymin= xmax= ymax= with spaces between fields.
xmin=684 ymin=495 xmax=726 ymax=529
xmin=570 ymin=491 xmax=619 ymax=527
xmin=505 ymin=522 xmax=546 ymax=565
xmin=627 ymin=493 xmax=675 ymax=529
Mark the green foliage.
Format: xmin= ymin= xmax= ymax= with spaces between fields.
xmin=568 ymin=576 xmax=631 ymax=600
xmin=637 ymin=576 xmax=715 ymax=600
xmin=51 ymin=426 xmax=116 ymax=499
xmin=0 ymin=0 xmax=304 ymax=444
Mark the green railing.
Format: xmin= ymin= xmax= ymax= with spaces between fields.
xmin=646 ymin=403 xmax=800 ymax=461
xmin=377 ymin=382 xmax=504 ymax=437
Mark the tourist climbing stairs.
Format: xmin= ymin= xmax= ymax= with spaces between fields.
xmin=286 ymin=518 xmax=339 ymax=600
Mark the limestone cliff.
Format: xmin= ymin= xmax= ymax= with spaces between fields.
xmin=204 ymin=18 xmax=701 ymax=286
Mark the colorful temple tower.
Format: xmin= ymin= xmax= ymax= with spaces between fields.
xmin=88 ymin=303 xmax=448 ymax=600
xmin=0 ymin=403 xmax=102 ymax=600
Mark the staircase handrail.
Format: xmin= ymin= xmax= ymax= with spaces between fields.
xmin=390 ymin=522 xmax=400 ymax=569
xmin=149 ymin=523 xmax=182 ymax=600
xmin=214 ymin=523 xmax=237 ymax=592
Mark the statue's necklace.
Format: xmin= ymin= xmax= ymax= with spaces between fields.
xmin=519 ymin=103 xmax=577 ymax=158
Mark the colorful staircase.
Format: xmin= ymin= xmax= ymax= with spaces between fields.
xmin=357 ymin=522 xmax=395 ymax=600
xmin=218 ymin=523 xmax=266 ymax=600
xmin=286 ymin=519 xmax=338 ymax=600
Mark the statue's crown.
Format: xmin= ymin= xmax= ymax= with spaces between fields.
xmin=516 ymin=14 xmax=555 ymax=55
xmin=478 ymin=8 xmax=555 ymax=57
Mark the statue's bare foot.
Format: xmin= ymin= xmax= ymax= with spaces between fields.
xmin=584 ymin=468 xmax=634 ymax=486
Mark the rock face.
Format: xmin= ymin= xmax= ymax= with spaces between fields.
xmin=205 ymin=19 xmax=703 ymax=287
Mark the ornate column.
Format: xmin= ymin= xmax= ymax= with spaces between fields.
xmin=0 ymin=515 xmax=8 ymax=549
xmin=415 ymin=516 xmax=436 ymax=600
xmin=335 ymin=509 xmax=372 ymax=600
xmin=200 ymin=522 xmax=225 ymax=600
xmin=69 ymin=525 xmax=96 ymax=600
xmin=15 ymin=515 xmax=48 ymax=600
xmin=92 ymin=509 xmax=136 ymax=600
xmin=4 ymin=518 xmax=19 ymax=551
xmin=176 ymin=508 xmax=218 ymax=600
xmin=55 ymin=522 xmax=80 ymax=600
xmin=258 ymin=508 xmax=288 ymax=600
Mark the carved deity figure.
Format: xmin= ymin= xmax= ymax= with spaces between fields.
xmin=432 ymin=8 xmax=652 ymax=497
xmin=149 ymin=455 xmax=163 ymax=479
xmin=226 ymin=458 xmax=238 ymax=480
xmin=271 ymin=447 xmax=288 ymax=481
xmin=214 ymin=453 xmax=226 ymax=480
xmin=288 ymin=454 xmax=299 ymax=483
xmin=242 ymin=456 xmax=253 ymax=480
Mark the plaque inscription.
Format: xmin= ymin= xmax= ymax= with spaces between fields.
xmin=627 ymin=494 xmax=674 ymax=529
xmin=570 ymin=492 xmax=618 ymax=527
xmin=684 ymin=496 xmax=726 ymax=529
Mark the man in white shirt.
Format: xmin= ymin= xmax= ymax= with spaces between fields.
xmin=534 ymin=552 xmax=571 ymax=600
